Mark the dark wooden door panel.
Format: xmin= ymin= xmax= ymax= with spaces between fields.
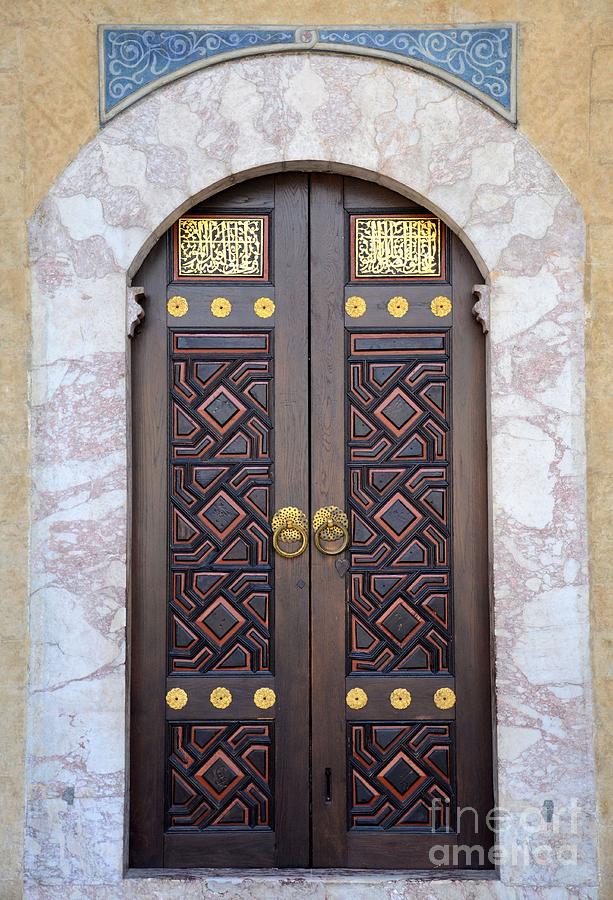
xmin=130 ymin=172 xmax=493 ymax=871
xmin=130 ymin=174 xmax=310 ymax=869
xmin=309 ymin=176 xmax=493 ymax=869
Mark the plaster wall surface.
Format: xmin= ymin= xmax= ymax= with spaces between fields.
xmin=0 ymin=1 xmax=610 ymax=898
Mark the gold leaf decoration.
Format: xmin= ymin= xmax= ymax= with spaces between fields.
xmin=433 ymin=687 xmax=456 ymax=709
xmin=254 ymin=687 xmax=276 ymax=709
xmin=211 ymin=297 xmax=232 ymax=318
xmin=390 ymin=688 xmax=412 ymax=710
xmin=210 ymin=686 xmax=233 ymax=709
xmin=354 ymin=215 xmax=441 ymax=278
xmin=167 ymin=296 xmax=188 ymax=318
xmin=346 ymin=687 xmax=368 ymax=709
xmin=387 ymin=296 xmax=409 ymax=318
xmin=431 ymin=295 xmax=452 ymax=317
xmin=177 ymin=215 xmax=266 ymax=278
xmin=254 ymin=296 xmax=275 ymax=318
xmin=166 ymin=687 xmax=188 ymax=709
xmin=345 ymin=296 xmax=367 ymax=318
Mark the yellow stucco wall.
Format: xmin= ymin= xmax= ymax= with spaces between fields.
xmin=0 ymin=1 xmax=611 ymax=896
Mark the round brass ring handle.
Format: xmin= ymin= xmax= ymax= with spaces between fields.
xmin=312 ymin=506 xmax=349 ymax=556
xmin=272 ymin=525 xmax=308 ymax=559
xmin=271 ymin=506 xmax=309 ymax=559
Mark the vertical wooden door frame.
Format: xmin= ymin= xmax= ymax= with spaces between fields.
xmin=270 ymin=173 xmax=311 ymax=865
xmin=129 ymin=235 xmax=167 ymax=867
xmin=309 ymin=174 xmax=348 ymax=865
xmin=450 ymin=234 xmax=493 ymax=859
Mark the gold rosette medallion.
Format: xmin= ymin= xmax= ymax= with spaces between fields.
xmin=387 ymin=296 xmax=409 ymax=318
xmin=431 ymin=295 xmax=452 ymax=317
xmin=390 ymin=688 xmax=412 ymax=710
xmin=211 ymin=297 xmax=232 ymax=318
xmin=254 ymin=687 xmax=276 ymax=709
xmin=167 ymin=296 xmax=188 ymax=318
xmin=346 ymin=687 xmax=368 ymax=709
xmin=433 ymin=687 xmax=456 ymax=709
xmin=210 ymin=686 xmax=233 ymax=709
xmin=254 ymin=296 xmax=275 ymax=318
xmin=345 ymin=296 xmax=367 ymax=318
xmin=166 ymin=687 xmax=188 ymax=709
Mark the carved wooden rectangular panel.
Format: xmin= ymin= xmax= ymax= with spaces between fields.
xmin=346 ymin=332 xmax=451 ymax=673
xmin=174 ymin=332 xmax=271 ymax=354
xmin=174 ymin=215 xmax=269 ymax=280
xmin=169 ymin=330 xmax=274 ymax=673
xmin=350 ymin=215 xmax=446 ymax=281
xmin=167 ymin=722 xmax=274 ymax=830
xmin=348 ymin=722 xmax=455 ymax=831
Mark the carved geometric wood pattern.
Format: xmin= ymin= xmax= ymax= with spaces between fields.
xmin=348 ymin=722 xmax=454 ymax=831
xmin=346 ymin=332 xmax=451 ymax=673
xmin=167 ymin=722 xmax=273 ymax=830
xmin=169 ymin=331 xmax=274 ymax=673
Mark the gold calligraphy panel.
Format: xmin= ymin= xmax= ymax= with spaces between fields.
xmin=175 ymin=215 xmax=269 ymax=280
xmin=351 ymin=214 xmax=445 ymax=280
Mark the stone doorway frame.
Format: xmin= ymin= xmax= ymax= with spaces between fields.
xmin=27 ymin=53 xmax=596 ymax=895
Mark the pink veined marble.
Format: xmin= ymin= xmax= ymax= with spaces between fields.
xmin=26 ymin=53 xmax=594 ymax=895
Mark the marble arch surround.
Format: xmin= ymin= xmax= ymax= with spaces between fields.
xmin=27 ymin=53 xmax=596 ymax=897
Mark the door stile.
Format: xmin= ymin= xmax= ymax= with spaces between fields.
xmin=450 ymin=236 xmax=494 ymax=859
xmin=309 ymin=174 xmax=348 ymax=867
xmin=272 ymin=174 xmax=311 ymax=866
xmin=129 ymin=237 xmax=168 ymax=867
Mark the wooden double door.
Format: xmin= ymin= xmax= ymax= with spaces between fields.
xmin=130 ymin=174 xmax=494 ymax=870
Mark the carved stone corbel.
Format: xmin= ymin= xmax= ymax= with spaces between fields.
xmin=472 ymin=284 xmax=490 ymax=334
xmin=127 ymin=286 xmax=146 ymax=338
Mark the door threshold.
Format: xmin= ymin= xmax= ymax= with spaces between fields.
xmin=126 ymin=868 xmax=498 ymax=880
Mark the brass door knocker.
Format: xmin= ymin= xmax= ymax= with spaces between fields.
xmin=312 ymin=506 xmax=349 ymax=556
xmin=271 ymin=506 xmax=308 ymax=558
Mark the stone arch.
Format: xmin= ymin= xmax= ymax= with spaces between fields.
xmin=27 ymin=53 xmax=595 ymax=893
